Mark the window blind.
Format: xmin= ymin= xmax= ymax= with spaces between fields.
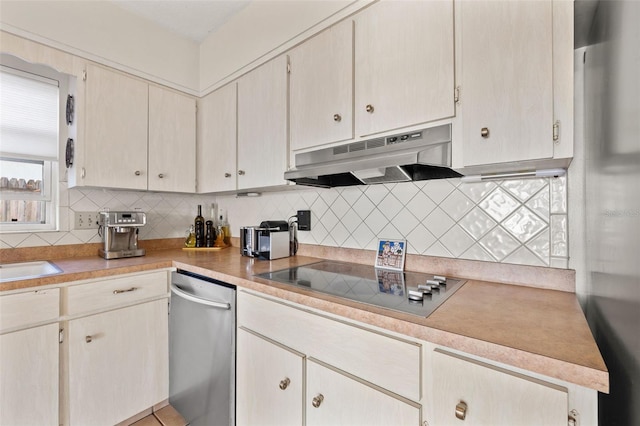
xmin=0 ymin=67 xmax=59 ymax=160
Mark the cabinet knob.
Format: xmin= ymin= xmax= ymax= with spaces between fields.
xmin=134 ymin=170 xmax=141 ymax=176
xmin=279 ymin=377 xmax=291 ymax=390
xmin=158 ymin=173 xmax=164 ymax=179
xmin=85 ymin=335 xmax=93 ymax=343
xmin=365 ymin=104 xmax=374 ymax=113
xmin=311 ymin=394 xmax=324 ymax=408
xmin=224 ymin=173 xmax=232 ymax=178
xmin=455 ymin=401 xmax=467 ymax=420
xmin=333 ymin=113 xmax=342 ymax=122
xmin=238 ymin=170 xmax=245 ymax=176
xmin=480 ymin=127 xmax=490 ymax=138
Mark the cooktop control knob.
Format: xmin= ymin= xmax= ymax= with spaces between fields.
xmin=408 ymin=290 xmax=424 ymax=302
xmin=426 ymin=279 xmax=441 ymax=287
xmin=418 ymin=283 xmax=432 ymax=293
xmin=434 ymin=275 xmax=447 ymax=284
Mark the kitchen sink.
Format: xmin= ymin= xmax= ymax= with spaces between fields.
xmin=0 ymin=261 xmax=63 ymax=282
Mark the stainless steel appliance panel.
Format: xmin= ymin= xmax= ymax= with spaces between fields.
xmin=169 ymin=271 xmax=236 ymax=426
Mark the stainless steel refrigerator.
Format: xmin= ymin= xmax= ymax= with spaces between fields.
xmin=578 ymin=1 xmax=640 ymax=424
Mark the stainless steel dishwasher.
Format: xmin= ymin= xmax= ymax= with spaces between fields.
xmin=169 ymin=270 xmax=236 ymax=426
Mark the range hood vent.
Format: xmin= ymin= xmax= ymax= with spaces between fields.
xmin=284 ymin=124 xmax=462 ymax=188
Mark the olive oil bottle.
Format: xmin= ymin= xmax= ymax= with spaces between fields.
xmin=194 ymin=205 xmax=205 ymax=247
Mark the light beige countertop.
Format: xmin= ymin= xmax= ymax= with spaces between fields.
xmin=0 ymin=241 xmax=608 ymax=394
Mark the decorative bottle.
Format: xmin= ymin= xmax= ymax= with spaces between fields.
xmin=194 ymin=205 xmax=205 ymax=247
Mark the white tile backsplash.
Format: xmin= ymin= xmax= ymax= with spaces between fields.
xmin=1 ymin=176 xmax=570 ymax=269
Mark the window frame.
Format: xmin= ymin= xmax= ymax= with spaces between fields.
xmin=0 ymin=55 xmax=67 ymax=234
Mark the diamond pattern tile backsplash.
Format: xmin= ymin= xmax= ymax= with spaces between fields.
xmin=1 ymin=177 xmax=569 ymax=269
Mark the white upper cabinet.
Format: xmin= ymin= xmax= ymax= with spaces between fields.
xmin=455 ymin=0 xmax=573 ymax=170
xmin=237 ymin=55 xmax=289 ymax=190
xmin=354 ymin=0 xmax=455 ymax=138
xmin=148 ymin=85 xmax=196 ymax=192
xmin=289 ymin=20 xmax=354 ymax=151
xmin=197 ymin=83 xmax=237 ymax=193
xmin=83 ymin=64 xmax=148 ymax=190
xmin=82 ymin=64 xmax=197 ymax=192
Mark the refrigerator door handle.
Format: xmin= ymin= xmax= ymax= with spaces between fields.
xmin=170 ymin=283 xmax=231 ymax=310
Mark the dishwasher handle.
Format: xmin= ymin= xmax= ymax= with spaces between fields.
xmin=170 ymin=283 xmax=231 ymax=310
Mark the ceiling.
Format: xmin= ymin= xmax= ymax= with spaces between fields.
xmin=112 ymin=0 xmax=599 ymax=47
xmin=111 ymin=0 xmax=251 ymax=42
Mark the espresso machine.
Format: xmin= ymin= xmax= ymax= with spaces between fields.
xmin=98 ymin=210 xmax=146 ymax=259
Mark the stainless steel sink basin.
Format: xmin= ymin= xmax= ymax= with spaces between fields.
xmin=0 ymin=261 xmax=63 ymax=282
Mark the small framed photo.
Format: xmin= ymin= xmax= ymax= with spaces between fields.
xmin=375 ymin=239 xmax=406 ymax=271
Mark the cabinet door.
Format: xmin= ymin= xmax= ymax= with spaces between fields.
xmin=237 ymin=56 xmax=289 ymax=190
xmin=236 ymin=328 xmax=303 ymax=426
xmin=197 ymin=83 xmax=237 ymax=193
xmin=459 ymin=0 xmax=554 ymax=166
xmin=290 ymin=19 xmax=353 ymax=151
xmin=354 ymin=0 xmax=454 ymax=137
xmin=148 ymin=85 xmax=196 ymax=192
xmin=0 ymin=323 xmax=59 ymax=426
xmin=306 ymin=359 xmax=421 ymax=426
xmin=68 ymin=300 xmax=168 ymax=426
xmin=432 ymin=350 xmax=567 ymax=426
xmin=84 ymin=64 xmax=148 ymax=189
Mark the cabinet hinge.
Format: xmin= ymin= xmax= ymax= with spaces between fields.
xmin=568 ymin=409 xmax=579 ymax=426
xmin=454 ymin=86 xmax=461 ymax=104
xmin=553 ymin=120 xmax=560 ymax=143
xmin=82 ymin=69 xmax=87 ymax=81
xmin=287 ymin=62 xmax=291 ymax=74
xmin=59 ymin=328 xmax=64 ymax=344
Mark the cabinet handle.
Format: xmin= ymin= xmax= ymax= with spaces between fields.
xmin=480 ymin=127 xmax=490 ymax=138
xmin=311 ymin=394 xmax=324 ymax=408
xmin=113 ymin=287 xmax=137 ymax=294
xmin=238 ymin=170 xmax=245 ymax=176
xmin=365 ymin=104 xmax=374 ymax=113
xmin=279 ymin=378 xmax=291 ymax=390
xmin=333 ymin=113 xmax=342 ymax=122
xmin=158 ymin=173 xmax=164 ymax=178
xmin=85 ymin=335 xmax=93 ymax=343
xmin=224 ymin=173 xmax=232 ymax=178
xmin=455 ymin=401 xmax=467 ymax=420
xmin=134 ymin=170 xmax=141 ymax=176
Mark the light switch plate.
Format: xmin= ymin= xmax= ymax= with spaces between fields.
xmin=74 ymin=211 xmax=100 ymax=229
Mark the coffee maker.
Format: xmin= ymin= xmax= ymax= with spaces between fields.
xmin=98 ymin=210 xmax=146 ymax=259
xmin=240 ymin=220 xmax=296 ymax=260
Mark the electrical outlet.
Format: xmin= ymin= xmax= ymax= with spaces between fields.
xmin=297 ymin=210 xmax=311 ymax=231
xmin=74 ymin=211 xmax=100 ymax=229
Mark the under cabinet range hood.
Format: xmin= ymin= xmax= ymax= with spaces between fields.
xmin=284 ymin=124 xmax=462 ymax=188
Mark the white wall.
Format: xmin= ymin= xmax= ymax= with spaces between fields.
xmin=198 ymin=0 xmax=367 ymax=93
xmin=0 ymin=0 xmax=371 ymax=95
xmin=0 ymin=0 xmax=200 ymax=93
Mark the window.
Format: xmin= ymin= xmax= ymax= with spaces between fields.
xmin=0 ymin=61 xmax=61 ymax=232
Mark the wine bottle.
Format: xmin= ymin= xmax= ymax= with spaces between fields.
xmin=194 ymin=205 xmax=205 ymax=247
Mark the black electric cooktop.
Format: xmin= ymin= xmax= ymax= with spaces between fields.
xmin=255 ymin=261 xmax=466 ymax=318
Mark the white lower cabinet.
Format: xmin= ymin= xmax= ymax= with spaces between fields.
xmin=0 ymin=323 xmax=59 ymax=426
xmin=306 ymin=359 xmax=421 ymax=426
xmin=236 ymin=291 xmax=422 ymax=426
xmin=0 ymin=288 xmax=60 ymax=426
xmin=237 ymin=328 xmax=304 ymax=426
xmin=63 ymin=270 xmax=170 ymax=426
xmin=67 ymin=299 xmax=169 ymax=426
xmin=431 ymin=350 xmax=568 ymax=426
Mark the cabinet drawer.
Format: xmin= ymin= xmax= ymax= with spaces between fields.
xmin=238 ymin=291 xmax=421 ymax=401
xmin=67 ymin=271 xmax=168 ymax=316
xmin=0 ymin=288 xmax=59 ymax=333
xmin=432 ymin=350 xmax=568 ymax=425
